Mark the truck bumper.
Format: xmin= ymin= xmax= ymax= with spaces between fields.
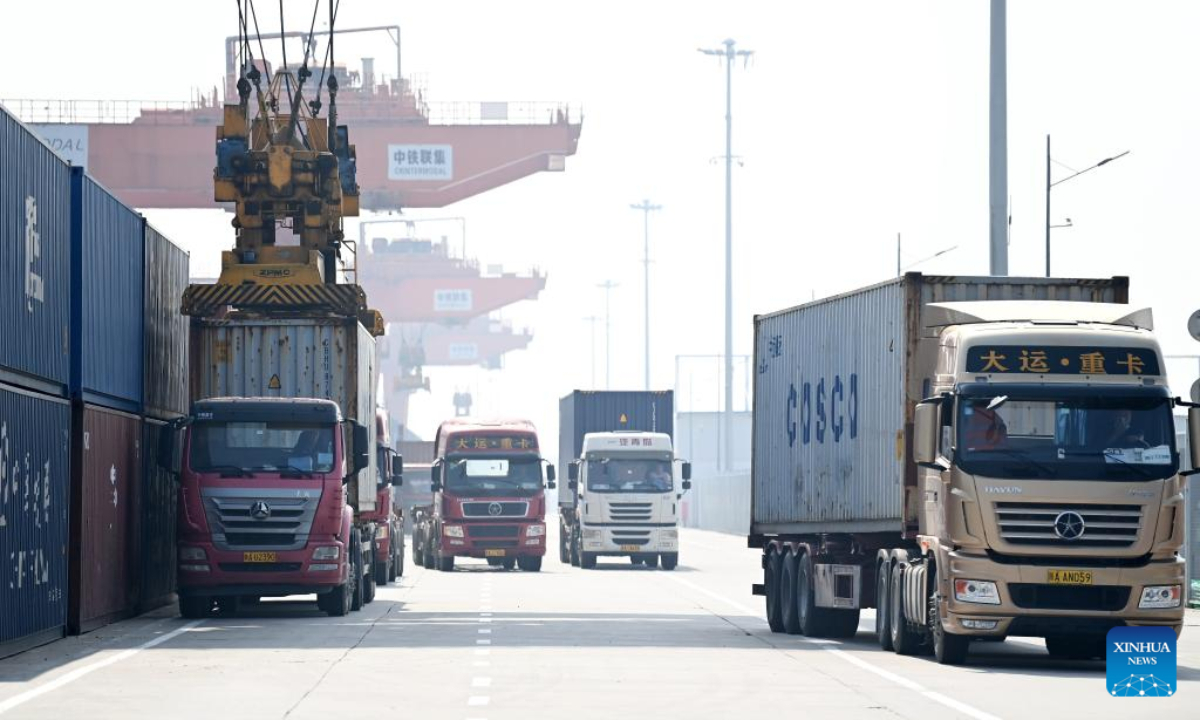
xmin=582 ymin=526 xmax=679 ymax=555
xmin=939 ymin=550 xmax=1185 ymax=638
xmin=177 ymin=537 xmax=346 ymax=597
xmin=441 ymin=521 xmax=547 ymax=558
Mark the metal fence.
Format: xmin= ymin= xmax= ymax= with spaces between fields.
xmin=681 ymin=472 xmax=750 ymax=536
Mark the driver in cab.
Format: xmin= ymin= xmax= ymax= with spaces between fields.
xmin=962 ymin=400 xmax=1008 ymax=451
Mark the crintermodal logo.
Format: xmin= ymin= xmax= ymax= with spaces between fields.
xmin=1106 ymin=626 xmax=1176 ymax=697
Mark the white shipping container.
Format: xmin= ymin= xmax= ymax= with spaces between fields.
xmin=750 ymin=273 xmax=1129 ymax=536
xmin=190 ymin=315 xmax=378 ymax=512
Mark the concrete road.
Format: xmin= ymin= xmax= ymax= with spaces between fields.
xmin=0 ymin=527 xmax=1196 ymax=719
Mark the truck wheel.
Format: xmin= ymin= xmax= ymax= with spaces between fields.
xmin=215 ymin=597 xmax=240 ymax=616
xmin=629 ymin=556 xmax=641 ymax=565
xmin=559 ymin=533 xmax=570 ymax=564
xmin=889 ymin=563 xmax=921 ymax=655
xmin=376 ymin=559 xmax=391 ymax=586
xmin=660 ymin=553 xmax=678 ymax=571
xmin=764 ymin=549 xmax=785 ymax=633
xmin=1046 ymin=635 xmax=1105 ymax=660
xmin=828 ymin=609 xmax=861 ymax=639
xmin=518 ymin=556 xmax=543 ymax=572
xmin=797 ymin=553 xmax=826 ymax=637
xmin=644 ymin=554 xmax=659 ymax=569
xmin=780 ymin=552 xmax=802 ymax=635
xmin=929 ymin=590 xmax=969 ymax=665
xmin=501 ymin=559 xmax=516 ymax=571
xmin=437 ymin=550 xmax=455 ymax=572
xmin=364 ymin=540 xmax=377 ymax=604
xmin=422 ymin=540 xmax=435 ymax=569
xmin=351 ymin=530 xmax=364 ymax=611
xmin=412 ymin=534 xmax=423 ymax=565
xmin=580 ymin=552 xmax=597 ymax=569
xmin=570 ymin=532 xmax=581 ymax=567
xmin=321 ymin=582 xmax=352 ymax=617
xmin=393 ymin=542 xmax=404 ymax=580
xmin=179 ymin=596 xmax=211 ymax=619
xmin=875 ymin=562 xmax=894 ymax=651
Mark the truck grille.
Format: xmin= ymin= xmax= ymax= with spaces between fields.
xmin=1009 ymin=583 xmax=1131 ymax=611
xmin=201 ymin=488 xmax=321 ymax=551
xmin=467 ymin=525 xmax=520 ymax=538
xmin=611 ymin=529 xmax=652 ymax=546
xmin=994 ymin=502 xmax=1142 ymax=548
xmin=608 ymin=502 xmax=653 ymax=523
xmin=217 ymin=562 xmax=303 ymax=573
xmin=462 ymin=501 xmax=529 ymax=518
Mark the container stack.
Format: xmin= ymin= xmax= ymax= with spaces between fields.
xmin=0 ymin=103 xmax=189 ymax=658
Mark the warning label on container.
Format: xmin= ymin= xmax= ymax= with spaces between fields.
xmin=388 ymin=144 xmax=452 ymax=181
xmin=268 ymin=374 xmax=282 ymax=390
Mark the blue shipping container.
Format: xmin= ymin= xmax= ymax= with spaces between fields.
xmin=0 ymin=382 xmax=70 ymax=659
xmin=71 ymin=168 xmax=145 ymax=412
xmin=143 ymin=224 xmax=189 ymax=420
xmin=0 ymin=104 xmax=71 ymax=396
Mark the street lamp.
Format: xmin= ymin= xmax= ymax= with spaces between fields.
xmin=1044 ymin=135 xmax=1129 ymax=276
xmin=900 ymin=244 xmax=958 ymax=274
xmin=630 ymin=199 xmax=661 ymax=391
xmin=596 ymin=280 xmax=619 ymax=390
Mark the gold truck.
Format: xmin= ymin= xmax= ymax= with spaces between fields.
xmin=750 ymin=273 xmax=1194 ymax=664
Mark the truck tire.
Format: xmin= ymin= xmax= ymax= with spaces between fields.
xmin=827 ymin=609 xmax=861 ymax=639
xmin=780 ymin=552 xmax=802 ymax=635
xmin=179 ymin=596 xmax=211 ymax=619
xmin=559 ymin=532 xmax=570 ymax=563
xmin=321 ymin=581 xmax=352 ymax=617
xmin=422 ymin=538 xmax=435 ymax=569
xmin=764 ymin=549 xmax=785 ymax=633
xmin=376 ymin=559 xmax=391 ymax=586
xmin=930 ymin=589 xmax=969 ymax=665
xmin=1045 ymin=635 xmax=1105 ymax=660
xmin=351 ymin=530 xmax=365 ymax=611
xmin=518 ymin=556 xmax=543 ymax=572
xmin=580 ymin=552 xmax=597 ymax=569
xmin=660 ymin=553 xmax=678 ymax=571
xmin=437 ymin=550 xmax=455 ymax=572
xmin=393 ymin=541 xmax=404 ymax=580
xmin=875 ymin=561 xmax=894 ymax=651
xmin=501 ymin=559 xmax=516 ymax=571
xmin=796 ymin=553 xmax=821 ymax=637
xmin=364 ymin=540 xmax=377 ymax=604
xmin=644 ymin=554 xmax=659 ymax=569
xmin=889 ymin=563 xmax=921 ymax=655
xmin=570 ymin=532 xmax=581 ymax=567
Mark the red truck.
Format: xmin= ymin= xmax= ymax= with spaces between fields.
xmin=364 ymin=410 xmax=405 ymax=584
xmin=164 ymin=397 xmax=396 ymax=617
xmin=413 ymin=420 xmax=555 ymax=571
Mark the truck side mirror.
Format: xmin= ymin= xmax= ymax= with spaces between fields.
xmin=682 ymin=479 xmax=692 ymax=491
xmin=914 ymin=401 xmax=945 ymax=469
xmin=352 ymin=422 xmax=370 ymax=475
xmin=391 ymin=454 xmax=404 ymax=485
xmin=568 ymin=480 xmax=578 ymax=490
xmin=568 ymin=463 xmax=579 ymax=482
xmin=681 ymin=462 xmax=692 ymax=481
xmin=545 ymin=463 xmax=557 ymax=489
xmin=1188 ymin=407 xmax=1200 ymax=473
xmin=430 ymin=462 xmax=443 ymax=492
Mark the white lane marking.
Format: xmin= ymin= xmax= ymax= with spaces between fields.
xmin=474 ymin=648 xmax=491 ymax=656
xmin=478 ymin=629 xmax=491 ymax=634
xmin=468 ymin=696 xmax=490 ymax=706
xmin=479 ymin=612 xmax=492 ymax=617
xmin=479 ymin=618 xmax=492 ymax=623
xmin=471 ymin=678 xmax=492 ymax=688
xmin=476 ymin=639 xmax=491 ymax=645
xmin=0 ymin=621 xmax=203 ymax=716
xmin=472 ymin=661 xmax=491 ymax=668
xmin=663 ymin=575 xmax=1003 ymax=720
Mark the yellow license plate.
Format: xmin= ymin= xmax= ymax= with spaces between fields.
xmin=243 ymin=551 xmax=277 ymax=563
xmin=619 ymin=545 xmax=640 ymax=552
xmin=484 ymin=549 xmax=506 ymax=557
xmin=1047 ymin=569 xmax=1092 ymax=585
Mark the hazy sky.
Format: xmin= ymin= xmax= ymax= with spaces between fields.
xmin=6 ymin=1 xmax=1200 ymax=447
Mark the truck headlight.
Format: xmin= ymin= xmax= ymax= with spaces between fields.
xmin=180 ymin=564 xmax=210 ymax=573
xmin=583 ymin=528 xmax=601 ymax=540
xmin=444 ymin=525 xmax=465 ymax=538
xmin=376 ymin=525 xmax=388 ymax=539
xmin=1138 ymin=585 xmax=1181 ymax=609
xmin=179 ymin=547 xmax=207 ymax=561
xmin=312 ymin=546 xmax=340 ymax=560
xmin=953 ymin=579 xmax=1001 ymax=605
xmin=663 ymin=528 xmax=678 ymax=539
xmin=525 ymin=525 xmax=546 ymax=537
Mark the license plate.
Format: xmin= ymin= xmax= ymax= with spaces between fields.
xmin=243 ymin=551 xmax=276 ymax=563
xmin=484 ymin=549 xmax=506 ymax=557
xmin=1047 ymin=569 xmax=1093 ymax=585
xmin=619 ymin=544 xmax=640 ymax=552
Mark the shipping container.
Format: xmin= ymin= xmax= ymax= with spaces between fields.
xmin=0 ymin=382 xmax=70 ymax=659
xmin=190 ymin=314 xmax=378 ymax=511
xmin=138 ymin=418 xmax=177 ymax=613
xmin=68 ymin=403 xmax=142 ymax=634
xmin=398 ymin=440 xmax=435 ymax=463
xmin=0 ymin=104 xmax=71 ymax=396
xmin=143 ymin=224 xmax=189 ymax=420
xmin=70 ymin=167 xmax=145 ymax=413
xmin=750 ymin=273 xmax=1129 ymax=535
xmin=558 ymin=390 xmax=674 ymax=508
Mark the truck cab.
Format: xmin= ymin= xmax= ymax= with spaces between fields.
xmin=414 ymin=419 xmax=555 ymax=572
xmin=361 ymin=410 xmax=405 ymax=585
xmin=166 ymin=397 xmax=372 ymax=618
xmin=565 ymin=431 xmax=691 ymax=570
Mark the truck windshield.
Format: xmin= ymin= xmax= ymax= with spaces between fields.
xmin=190 ymin=422 xmax=336 ymax=475
xmin=956 ymin=393 xmax=1175 ymax=481
xmin=586 ymin=458 xmax=673 ymax=493
xmin=445 ymin=457 xmax=543 ymax=496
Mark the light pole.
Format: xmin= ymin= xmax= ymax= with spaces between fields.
xmin=597 ymin=281 xmax=619 ymax=390
xmin=699 ymin=38 xmax=752 ymax=472
xmin=630 ymin=199 xmax=661 ymax=391
xmin=989 ymin=0 xmax=1008 ymax=276
xmin=582 ymin=315 xmax=599 ymax=388
xmin=902 ymin=245 xmax=959 ymax=273
xmin=1044 ymin=136 xmax=1129 ymax=276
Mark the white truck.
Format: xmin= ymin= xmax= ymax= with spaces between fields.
xmin=565 ymin=431 xmax=691 ymax=570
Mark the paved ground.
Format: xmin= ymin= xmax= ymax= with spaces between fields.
xmin=0 ymin=527 xmax=1196 ymax=719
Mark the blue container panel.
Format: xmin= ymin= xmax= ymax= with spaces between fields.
xmin=71 ymin=169 xmax=144 ymax=411
xmin=143 ymin=224 xmax=189 ymax=420
xmin=0 ymin=383 xmax=70 ymax=653
xmin=0 ymin=105 xmax=70 ymax=395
